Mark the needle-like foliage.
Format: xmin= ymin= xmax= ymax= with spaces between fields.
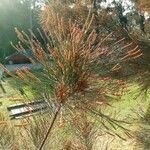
xmin=0 ymin=1 xmax=144 ymax=149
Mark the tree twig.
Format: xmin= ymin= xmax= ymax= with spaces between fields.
xmin=38 ymin=103 xmax=62 ymax=150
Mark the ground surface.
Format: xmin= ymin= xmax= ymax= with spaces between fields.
xmin=0 ymin=78 xmax=150 ymax=150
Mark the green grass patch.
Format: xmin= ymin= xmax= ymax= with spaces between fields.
xmin=0 ymin=77 xmax=149 ymax=149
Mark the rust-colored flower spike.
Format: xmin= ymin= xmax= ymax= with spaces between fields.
xmin=135 ymin=0 xmax=150 ymax=12
xmin=75 ymin=79 xmax=89 ymax=93
xmin=10 ymin=2 xmax=143 ymax=150
xmin=63 ymin=140 xmax=72 ymax=150
xmin=16 ymin=68 xmax=26 ymax=79
xmin=56 ymin=83 xmax=70 ymax=103
xmin=0 ymin=121 xmax=8 ymax=126
xmin=0 ymin=64 xmax=14 ymax=77
xmin=23 ymin=67 xmax=41 ymax=83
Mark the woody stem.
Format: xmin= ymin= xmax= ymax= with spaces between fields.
xmin=38 ymin=103 xmax=62 ymax=150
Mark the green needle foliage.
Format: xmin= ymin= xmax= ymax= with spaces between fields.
xmin=0 ymin=1 xmax=145 ymax=149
